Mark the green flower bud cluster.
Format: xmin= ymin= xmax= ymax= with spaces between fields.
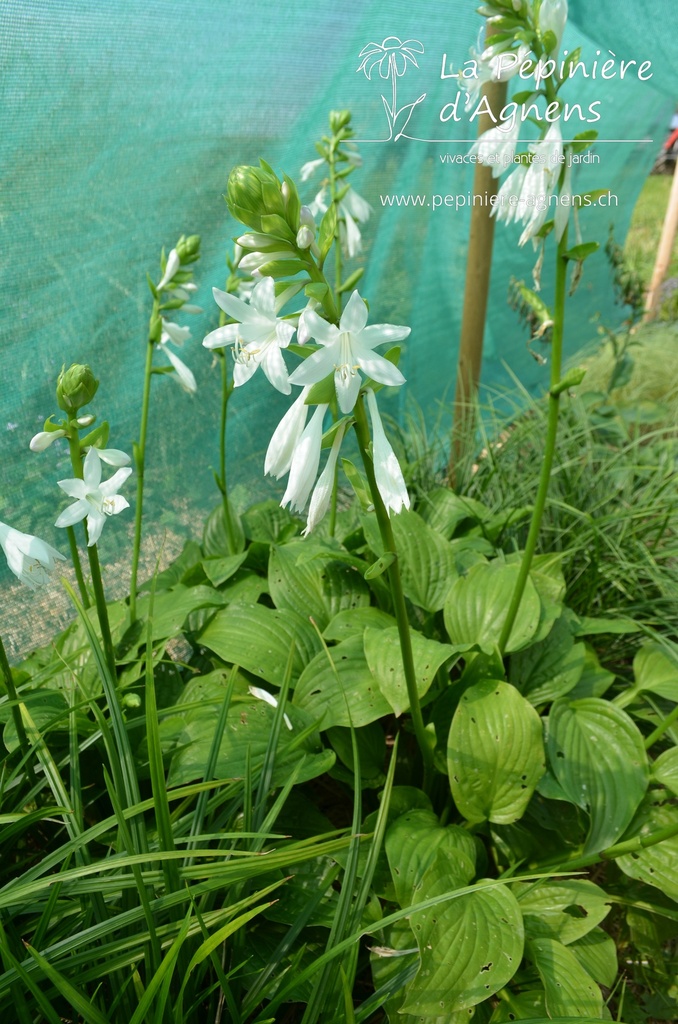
xmin=176 ymin=234 xmax=200 ymax=265
xmin=56 ymin=364 xmax=99 ymax=413
xmin=227 ymin=161 xmax=294 ymax=234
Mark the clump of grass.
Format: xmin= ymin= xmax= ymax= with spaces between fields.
xmin=457 ymin=376 xmax=678 ymax=644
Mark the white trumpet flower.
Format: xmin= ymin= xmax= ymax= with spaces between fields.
xmin=365 ymin=389 xmax=410 ymax=516
xmin=55 ymin=447 xmax=132 ymax=546
xmin=265 ymin=387 xmax=311 ymax=479
xmin=280 ymin=404 xmax=328 ymax=513
xmin=0 ymin=521 xmax=66 ymax=589
xmin=288 ymin=290 xmax=408 ymax=414
xmin=203 ymin=277 xmax=295 ymax=394
xmin=303 ymin=423 xmax=347 ymax=536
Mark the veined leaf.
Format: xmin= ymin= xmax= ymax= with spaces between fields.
xmin=269 ymin=541 xmax=370 ymax=630
xmin=402 ymin=875 xmax=523 ymax=1015
xmin=548 ymin=698 xmax=649 ymax=854
xmin=199 ymin=602 xmax=321 ymax=686
xmin=528 ymin=937 xmax=602 ymax=1017
xmin=444 ymin=562 xmax=541 ymax=655
xmin=512 ymin=879 xmax=611 ymax=944
xmin=447 ymin=679 xmax=545 ymax=824
xmin=293 ymin=636 xmax=391 ymax=729
xmin=385 ymin=809 xmax=475 ymax=907
xmin=364 ymin=627 xmax=459 ymax=717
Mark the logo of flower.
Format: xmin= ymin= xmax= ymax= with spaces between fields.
xmin=357 ymin=37 xmax=426 ymax=141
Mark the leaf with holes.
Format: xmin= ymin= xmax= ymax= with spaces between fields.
xmin=617 ymin=801 xmax=678 ymax=902
xmin=528 ymin=937 xmax=602 ymax=1017
xmin=362 ymin=509 xmax=459 ymax=612
xmin=448 ymin=679 xmax=545 ymax=824
xmin=385 ymin=809 xmax=476 ymax=908
xmin=548 ymin=698 xmax=649 ymax=854
xmin=268 ymin=541 xmax=370 ymax=630
xmin=402 ymin=875 xmax=523 ymax=1015
xmin=364 ymin=627 xmax=459 ymax=717
xmin=512 ymin=879 xmax=611 ymax=944
xmin=293 ymin=636 xmax=391 ymax=729
xmin=199 ymin=603 xmax=321 ymax=686
xmin=444 ymin=562 xmax=541 ymax=655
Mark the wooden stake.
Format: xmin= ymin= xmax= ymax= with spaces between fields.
xmin=449 ymin=28 xmax=508 ymax=485
xmin=644 ymin=157 xmax=678 ymax=321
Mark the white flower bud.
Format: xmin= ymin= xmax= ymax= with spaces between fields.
xmin=296 ymin=225 xmax=314 ymax=249
xmin=30 ymin=429 xmax=66 ymax=452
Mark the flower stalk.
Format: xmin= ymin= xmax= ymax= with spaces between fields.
xmin=66 ymin=526 xmax=90 ymax=608
xmin=217 ymin=349 xmax=238 ymax=552
xmin=498 ymin=228 xmax=569 ymax=654
xmin=129 ymin=324 xmax=155 ymax=623
xmin=353 ymin=394 xmax=433 ymax=790
xmin=66 ymin=429 xmax=116 ymax=677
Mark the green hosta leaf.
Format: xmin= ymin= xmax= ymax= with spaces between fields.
xmin=528 ymin=937 xmax=602 ymax=1017
xmin=448 ymin=679 xmax=545 ymax=824
xmin=617 ymin=801 xmax=678 ymax=902
xmin=203 ymin=552 xmax=248 ymax=587
xmin=136 ymin=585 xmax=224 ymax=640
xmin=513 ymin=879 xmax=611 ymax=944
xmin=202 ymin=501 xmax=246 ymax=556
xmin=326 ymin=722 xmax=386 ymax=787
xmin=1 ymin=690 xmax=69 ymax=752
xmin=385 ymin=809 xmax=476 ymax=907
xmin=573 ymin=615 xmax=641 ymax=636
xmin=567 ymin=646 xmax=615 ymax=700
xmin=242 ymin=500 xmax=300 ymax=543
xmin=364 ymin=627 xmax=459 ymax=717
xmin=633 ymin=643 xmax=678 ymax=702
xmin=293 ymin=636 xmax=391 ymax=728
xmin=418 ymin=488 xmax=491 ymax=539
xmin=402 ymin=876 xmax=523 ymax=1015
xmin=323 ymin=607 xmax=396 ymax=641
xmin=491 ymin=988 xmax=547 ymax=1021
xmin=548 ymin=698 xmax=649 ymax=854
xmin=199 ymin=603 xmax=321 ymax=686
xmin=167 ymin=694 xmax=334 ymax=787
xmin=444 ymin=562 xmax=541 ymax=655
xmin=652 ymin=747 xmax=678 ymax=796
xmin=362 ymin=509 xmax=459 ymax=612
xmin=511 ymin=615 xmax=585 ymax=706
xmin=569 ymin=928 xmax=618 ymax=988
xmin=268 ymin=541 xmax=370 ymax=631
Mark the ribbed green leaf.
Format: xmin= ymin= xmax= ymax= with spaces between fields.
xmin=512 ymin=879 xmax=611 ymax=944
xmin=510 ymin=615 xmax=585 ymax=706
xmin=269 ymin=541 xmax=370 ymax=630
xmin=323 ymin=607 xmax=396 ymax=641
xmin=528 ymin=937 xmax=603 ymax=1017
xmin=448 ymin=680 xmax=545 ymax=824
xmin=385 ymin=809 xmax=475 ymax=908
xmin=548 ymin=698 xmax=649 ymax=854
xmin=652 ymin=747 xmax=678 ymax=796
xmin=364 ymin=628 xmax=458 ymax=717
xmin=444 ymin=562 xmax=541 ymax=654
xmin=569 ymin=928 xmax=618 ymax=988
xmin=362 ymin=509 xmax=458 ymax=612
xmin=167 ymin=695 xmax=333 ymax=787
xmin=402 ymin=876 xmax=523 ymax=1015
xmin=618 ymin=801 xmax=678 ymax=902
xmin=199 ymin=602 xmax=320 ymax=685
xmin=633 ymin=643 xmax=678 ymax=701
xmin=293 ymin=636 xmax=391 ymax=729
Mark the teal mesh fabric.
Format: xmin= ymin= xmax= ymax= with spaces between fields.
xmin=0 ymin=0 xmax=675 ymax=653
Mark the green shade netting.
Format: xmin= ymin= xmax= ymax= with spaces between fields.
xmin=0 ymin=0 xmax=675 ymax=653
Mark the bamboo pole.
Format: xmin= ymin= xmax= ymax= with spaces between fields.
xmin=449 ymin=29 xmax=508 ymax=486
xmin=644 ymin=157 xmax=678 ymax=321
